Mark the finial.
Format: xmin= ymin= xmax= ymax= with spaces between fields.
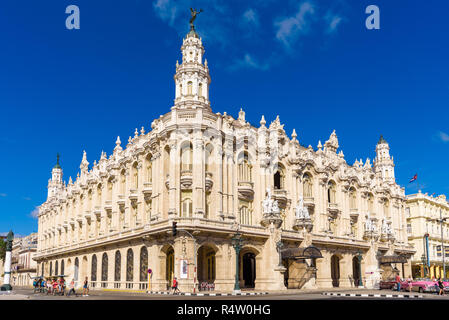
xmin=176 ymin=60 xmax=179 ymax=68
xmin=260 ymin=115 xmax=266 ymax=127
xmin=140 ymin=126 xmax=145 ymax=135
xmin=134 ymin=128 xmax=139 ymax=138
xmin=204 ymin=59 xmax=208 ymax=67
xmin=292 ymin=129 xmax=297 ymax=139
xmin=317 ymin=140 xmax=322 ymax=149
xmin=238 ymin=108 xmax=245 ymax=122
xmin=116 ymin=136 xmax=121 ymax=147
xmin=128 ymin=136 xmax=132 ymax=144
xmin=53 ymin=153 xmax=62 ymax=169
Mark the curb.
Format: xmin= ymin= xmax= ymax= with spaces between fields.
xmin=146 ymin=291 xmax=269 ymax=296
xmin=322 ymin=292 xmax=424 ymax=299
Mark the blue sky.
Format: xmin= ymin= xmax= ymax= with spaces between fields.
xmin=0 ymin=0 xmax=448 ymax=236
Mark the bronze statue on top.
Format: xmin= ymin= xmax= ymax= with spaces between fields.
xmin=190 ymin=8 xmax=203 ymax=30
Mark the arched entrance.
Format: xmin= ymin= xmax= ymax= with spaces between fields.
xmin=330 ymin=255 xmax=340 ymax=287
xmin=352 ymin=256 xmax=360 ymax=287
xmin=241 ymin=251 xmax=256 ymax=288
xmin=166 ymin=247 xmax=174 ymax=288
xmin=81 ymin=256 xmax=88 ymax=282
xmin=74 ymin=258 xmax=79 ymax=285
xmin=197 ymin=245 xmax=217 ymax=289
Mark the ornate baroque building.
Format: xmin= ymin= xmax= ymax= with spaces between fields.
xmin=35 ymin=25 xmax=414 ymax=291
xmin=406 ymin=192 xmax=449 ymax=279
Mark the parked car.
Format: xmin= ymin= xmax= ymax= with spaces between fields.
xmin=379 ymin=280 xmax=397 ymax=290
xmin=401 ymin=279 xmax=442 ymax=293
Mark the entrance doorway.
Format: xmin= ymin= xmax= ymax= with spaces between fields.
xmin=197 ymin=246 xmax=216 ymax=285
xmin=242 ymin=252 xmax=256 ymax=288
xmin=330 ymin=255 xmax=340 ymax=287
xmin=352 ymin=256 xmax=360 ymax=287
xmin=166 ymin=248 xmax=174 ymax=288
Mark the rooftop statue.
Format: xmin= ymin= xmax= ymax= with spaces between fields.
xmin=190 ymin=8 xmax=203 ymax=30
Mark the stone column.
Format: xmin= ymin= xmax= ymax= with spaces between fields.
xmin=193 ymin=135 xmax=205 ymax=218
xmin=1 ymin=231 xmax=14 ymax=291
xmin=168 ymin=140 xmax=177 ymax=217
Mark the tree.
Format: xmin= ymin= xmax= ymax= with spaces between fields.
xmin=0 ymin=238 xmax=6 ymax=261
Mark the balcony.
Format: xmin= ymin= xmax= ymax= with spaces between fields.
xmin=142 ymin=182 xmax=153 ymax=197
xmin=180 ymin=170 xmax=193 ymax=190
xmin=104 ymin=200 xmax=112 ymax=212
xmin=303 ymin=197 xmax=315 ymax=208
xmin=327 ymin=203 xmax=340 ymax=216
xmin=349 ymin=209 xmax=359 ymax=218
xmin=273 ymin=189 xmax=288 ymax=208
xmin=117 ymin=194 xmax=126 ymax=206
xmin=93 ymin=206 xmax=102 ymax=217
xmin=205 ymin=172 xmax=214 ymax=191
xmin=76 ymin=214 xmax=83 ymax=223
xmin=238 ymin=181 xmax=254 ymax=201
xmin=129 ymin=189 xmax=138 ymax=202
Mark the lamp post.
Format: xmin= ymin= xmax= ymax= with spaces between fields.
xmin=231 ymin=232 xmax=243 ymax=294
xmin=357 ymin=250 xmax=363 ymax=288
xmin=421 ymin=254 xmax=427 ymax=278
xmin=435 ymin=209 xmax=447 ymax=280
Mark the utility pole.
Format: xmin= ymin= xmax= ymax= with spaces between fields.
xmin=438 ymin=209 xmax=447 ymax=279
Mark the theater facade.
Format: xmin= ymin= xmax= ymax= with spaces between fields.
xmin=34 ymin=25 xmax=414 ymax=292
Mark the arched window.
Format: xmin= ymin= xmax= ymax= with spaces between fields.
xmin=97 ymin=184 xmax=102 ymax=206
xmin=107 ymin=179 xmax=113 ymax=200
xmin=140 ymin=247 xmax=148 ymax=282
xmin=61 ymin=260 xmax=64 ymax=276
xmin=120 ymin=170 xmax=126 ymax=194
xmin=91 ymin=255 xmax=97 ymax=282
xmin=74 ymin=258 xmax=79 ymax=281
xmin=383 ymin=199 xmax=390 ymax=217
xmin=114 ymin=251 xmax=121 ymax=282
xmin=50 ymin=261 xmax=53 ymax=276
xmin=239 ymin=205 xmax=251 ymax=225
xmin=145 ymin=154 xmax=152 ymax=183
xmin=126 ymin=249 xmax=134 ymax=282
xmin=187 ymin=81 xmax=193 ymax=95
xmin=55 ymin=260 xmax=58 ymax=276
xmin=181 ymin=143 xmax=193 ymax=171
xmin=368 ymin=193 xmax=374 ymax=213
xmin=101 ymin=253 xmax=108 ymax=282
xmin=238 ymin=152 xmax=252 ymax=182
xmin=132 ymin=162 xmax=138 ymax=189
xmin=349 ymin=188 xmax=357 ymax=210
xmin=198 ymin=83 xmax=203 ymax=97
xmin=303 ymin=173 xmax=313 ymax=198
xmin=327 ymin=181 xmax=336 ymax=204
xmin=205 ymin=144 xmax=213 ymax=173
xmin=181 ymin=197 xmax=193 ymax=217
xmin=274 ymin=165 xmax=285 ymax=189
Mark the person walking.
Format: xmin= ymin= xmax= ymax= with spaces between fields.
xmin=67 ymin=279 xmax=76 ymax=297
xmin=82 ymin=277 xmax=89 ymax=297
xmin=407 ymin=276 xmax=413 ymax=293
xmin=438 ymin=278 xmax=445 ymax=296
xmin=395 ymin=274 xmax=402 ymax=292
xmin=171 ymin=277 xmax=180 ymax=295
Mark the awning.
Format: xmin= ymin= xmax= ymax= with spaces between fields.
xmin=379 ymin=255 xmax=408 ymax=264
xmin=281 ymin=246 xmax=323 ymax=260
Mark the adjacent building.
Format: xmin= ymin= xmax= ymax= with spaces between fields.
xmin=11 ymin=233 xmax=38 ymax=287
xmin=34 ymin=24 xmax=414 ymax=292
xmin=406 ymin=192 xmax=449 ymax=279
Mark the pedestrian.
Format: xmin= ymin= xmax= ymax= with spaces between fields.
xmin=172 ymin=277 xmax=180 ymax=295
xmin=433 ymin=277 xmax=439 ymax=294
xmin=395 ymin=274 xmax=401 ymax=292
xmin=67 ymin=279 xmax=76 ymax=297
xmin=82 ymin=277 xmax=89 ymax=297
xmin=46 ymin=278 xmax=52 ymax=294
xmin=438 ymin=278 xmax=445 ymax=296
xmin=407 ymin=276 xmax=413 ymax=293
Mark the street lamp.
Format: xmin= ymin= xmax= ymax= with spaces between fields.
xmin=357 ymin=250 xmax=363 ymax=287
xmin=421 ymin=254 xmax=427 ymax=278
xmin=231 ymin=232 xmax=243 ymax=294
xmin=435 ymin=209 xmax=447 ymax=280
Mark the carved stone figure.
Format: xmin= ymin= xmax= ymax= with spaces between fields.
xmin=190 ymin=8 xmax=203 ymax=29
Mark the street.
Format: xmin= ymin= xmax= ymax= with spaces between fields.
xmin=3 ymin=288 xmax=449 ymax=300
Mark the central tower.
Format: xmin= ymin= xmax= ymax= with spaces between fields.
xmin=173 ymin=18 xmax=211 ymax=110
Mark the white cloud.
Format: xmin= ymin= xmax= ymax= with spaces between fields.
xmin=0 ymin=193 xmax=6 ymax=197
xmin=30 ymin=206 xmax=40 ymax=219
xmin=230 ymin=53 xmax=270 ymax=71
xmin=325 ymin=13 xmax=343 ymax=34
xmin=438 ymin=131 xmax=449 ymax=142
xmin=153 ymin=0 xmax=179 ymax=27
xmin=242 ymin=8 xmax=259 ymax=26
xmin=274 ymin=1 xmax=315 ymax=49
